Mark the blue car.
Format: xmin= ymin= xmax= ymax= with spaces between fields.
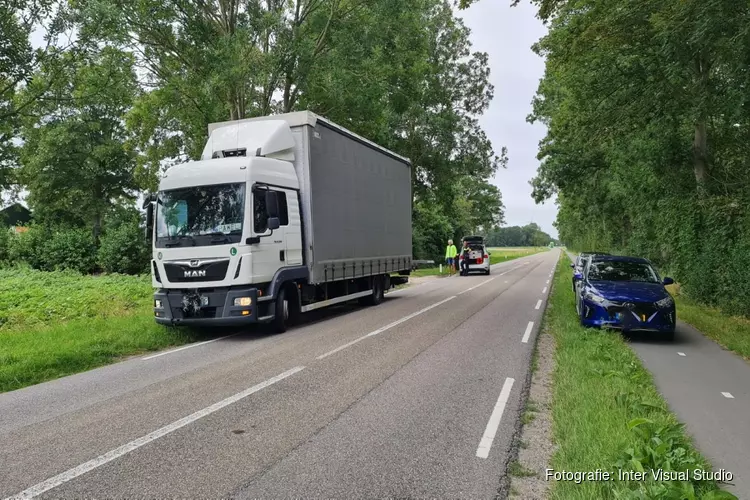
xmin=574 ymin=255 xmax=676 ymax=340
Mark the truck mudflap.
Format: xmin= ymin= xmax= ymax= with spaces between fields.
xmin=153 ymin=287 xmax=260 ymax=326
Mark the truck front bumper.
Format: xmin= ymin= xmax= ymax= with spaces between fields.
xmin=153 ymin=287 xmax=263 ymax=327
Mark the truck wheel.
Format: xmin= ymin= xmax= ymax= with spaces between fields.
xmin=364 ymin=276 xmax=385 ymax=306
xmin=272 ymin=287 xmax=290 ymax=333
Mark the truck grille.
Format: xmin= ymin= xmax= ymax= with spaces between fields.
xmin=163 ymin=259 xmax=230 ymax=283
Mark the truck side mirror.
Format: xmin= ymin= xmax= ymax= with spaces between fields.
xmin=142 ymin=193 xmax=156 ymax=209
xmin=267 ymin=217 xmax=281 ymax=230
xmin=145 ymin=202 xmax=154 ymax=243
xmin=265 ymin=191 xmax=279 ymax=218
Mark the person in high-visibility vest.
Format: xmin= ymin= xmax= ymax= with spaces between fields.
xmin=445 ymin=239 xmax=458 ymax=275
xmin=459 ymin=240 xmax=472 ymax=275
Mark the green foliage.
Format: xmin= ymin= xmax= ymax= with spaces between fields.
xmin=485 ymin=223 xmax=556 ymax=247
xmin=0 ymin=267 xmax=152 ymax=331
xmin=0 ymin=0 xmax=74 ymax=189
xmin=0 ymin=227 xmax=10 ymax=263
xmin=0 ymin=267 xmax=200 ymax=393
xmin=412 ymin=199 xmax=453 ymax=261
xmin=43 ymin=227 xmax=98 ymax=273
xmin=98 ymin=220 xmax=149 ymax=275
xmin=18 ymin=47 xmax=140 ymax=238
xmin=7 ymin=224 xmax=48 ymax=269
xmin=529 ymin=0 xmax=750 ymax=316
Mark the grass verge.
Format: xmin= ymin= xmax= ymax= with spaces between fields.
xmin=0 ymin=268 xmax=200 ymax=393
xmin=546 ymin=253 xmax=737 ymax=500
xmin=666 ymin=285 xmax=750 ymax=360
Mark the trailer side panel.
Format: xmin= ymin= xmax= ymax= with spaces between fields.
xmin=306 ymin=122 xmax=412 ymax=283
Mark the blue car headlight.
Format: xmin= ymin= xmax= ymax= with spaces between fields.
xmin=655 ymin=296 xmax=674 ymax=308
xmin=585 ymin=292 xmax=606 ymax=304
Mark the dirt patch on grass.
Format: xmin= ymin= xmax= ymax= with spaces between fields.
xmin=509 ymin=329 xmax=556 ymax=499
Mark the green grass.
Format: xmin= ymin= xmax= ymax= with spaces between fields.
xmin=0 ymin=267 xmax=153 ymax=330
xmin=666 ymin=285 xmax=750 ymax=360
xmin=545 ymin=254 xmax=736 ymax=500
xmin=0 ymin=267 xmax=200 ymax=393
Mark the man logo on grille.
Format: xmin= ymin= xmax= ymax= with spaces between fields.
xmin=189 ymin=259 xmax=201 ymax=268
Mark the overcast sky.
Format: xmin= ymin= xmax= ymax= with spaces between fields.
xmin=458 ymin=1 xmax=558 ymax=238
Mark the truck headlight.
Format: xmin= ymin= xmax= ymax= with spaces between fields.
xmin=154 ymin=299 xmax=163 ymax=309
xmin=234 ymin=297 xmax=252 ymax=307
xmin=656 ymin=296 xmax=674 ymax=308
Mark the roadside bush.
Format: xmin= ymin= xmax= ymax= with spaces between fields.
xmin=0 ymin=228 xmax=10 ymax=265
xmin=413 ymin=201 xmax=453 ymax=262
xmin=98 ymin=221 xmax=150 ymax=275
xmin=43 ymin=227 xmax=98 ymax=273
xmin=7 ymin=224 xmax=48 ymax=269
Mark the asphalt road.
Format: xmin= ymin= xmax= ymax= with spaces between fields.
xmin=566 ymin=251 xmax=749 ymax=498
xmin=0 ymin=250 xmax=559 ymax=500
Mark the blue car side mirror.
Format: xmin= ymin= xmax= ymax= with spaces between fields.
xmin=663 ymin=277 xmax=674 ymax=286
xmin=574 ymin=272 xmax=583 ymax=280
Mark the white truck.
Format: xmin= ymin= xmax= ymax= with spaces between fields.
xmin=144 ymin=111 xmax=412 ymax=332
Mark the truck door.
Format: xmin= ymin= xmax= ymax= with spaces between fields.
xmin=251 ymin=186 xmax=287 ymax=282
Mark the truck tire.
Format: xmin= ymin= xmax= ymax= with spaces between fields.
xmin=272 ymin=286 xmax=299 ymax=333
xmin=363 ymin=276 xmax=385 ymax=306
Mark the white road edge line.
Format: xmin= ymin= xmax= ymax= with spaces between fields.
xmin=316 ymin=295 xmax=457 ymax=360
xmin=545 ymin=280 xmax=550 ymax=284
xmin=6 ymin=366 xmax=305 ymax=500
xmin=142 ymin=334 xmax=238 ymax=360
xmin=535 ymin=299 xmax=542 ymax=310
xmin=677 ymin=352 xmax=686 ymax=357
xmin=542 ymin=287 xmax=547 ymax=294
xmin=458 ymin=277 xmax=496 ymax=295
xmin=522 ymin=321 xmax=534 ymax=344
xmin=476 ymin=377 xmax=515 ymax=459
xmin=722 ymin=392 xmax=734 ymax=399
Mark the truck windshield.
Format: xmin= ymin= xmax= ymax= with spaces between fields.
xmin=155 ymin=183 xmax=245 ymax=248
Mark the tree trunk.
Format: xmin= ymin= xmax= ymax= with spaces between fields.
xmin=693 ymin=54 xmax=710 ymax=195
xmin=93 ymin=211 xmax=102 ymax=244
xmin=693 ymin=119 xmax=708 ymax=192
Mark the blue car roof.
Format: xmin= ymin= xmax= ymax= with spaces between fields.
xmin=589 ymin=255 xmax=651 ymax=264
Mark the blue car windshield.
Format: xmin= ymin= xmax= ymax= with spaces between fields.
xmin=587 ymin=261 xmax=659 ymax=283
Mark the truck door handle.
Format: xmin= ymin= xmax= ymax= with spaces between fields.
xmin=280 ymin=250 xmax=285 ymax=261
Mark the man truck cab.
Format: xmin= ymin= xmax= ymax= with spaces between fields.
xmin=145 ymin=111 xmax=412 ymax=332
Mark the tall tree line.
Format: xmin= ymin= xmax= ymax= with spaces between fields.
xmin=0 ymin=0 xmax=506 ymax=271
xmin=526 ymin=0 xmax=750 ymax=314
xmin=485 ymin=223 xmax=556 ymax=247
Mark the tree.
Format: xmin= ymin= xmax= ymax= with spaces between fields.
xmin=18 ymin=47 xmax=140 ymax=240
xmin=0 ymin=0 xmax=78 ymax=193
xmin=485 ymin=223 xmax=555 ymax=247
xmin=527 ymin=0 xmax=750 ymax=315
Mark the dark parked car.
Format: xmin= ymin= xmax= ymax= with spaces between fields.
xmin=574 ymin=255 xmax=676 ymax=340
